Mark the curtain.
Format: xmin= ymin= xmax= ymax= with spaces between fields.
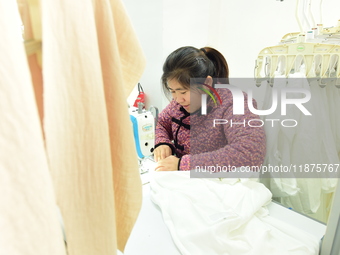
xmin=1 ymin=0 xmax=145 ymax=254
xmin=0 ymin=1 xmax=66 ymax=254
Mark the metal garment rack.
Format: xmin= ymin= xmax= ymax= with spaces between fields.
xmin=254 ymin=42 xmax=340 ymax=87
xmin=254 ymin=20 xmax=340 ymax=87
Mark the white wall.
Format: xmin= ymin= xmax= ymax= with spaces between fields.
xmin=123 ymin=0 xmax=340 ymax=110
xmin=122 ymin=0 xmax=164 ymax=110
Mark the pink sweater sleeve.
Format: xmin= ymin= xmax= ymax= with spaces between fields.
xmin=155 ymin=102 xmax=175 ymax=152
xmin=179 ymin=97 xmax=266 ymax=171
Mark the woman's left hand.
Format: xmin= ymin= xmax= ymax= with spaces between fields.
xmin=155 ymin=156 xmax=180 ymax=171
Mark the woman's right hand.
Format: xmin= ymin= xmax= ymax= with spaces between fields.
xmin=154 ymin=145 xmax=172 ymax=162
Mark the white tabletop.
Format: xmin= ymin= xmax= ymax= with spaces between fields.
xmin=124 ymin=183 xmax=181 ymax=255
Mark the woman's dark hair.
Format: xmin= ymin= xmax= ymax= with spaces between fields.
xmin=161 ymin=46 xmax=229 ymax=96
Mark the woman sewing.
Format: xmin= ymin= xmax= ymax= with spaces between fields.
xmin=154 ymin=46 xmax=266 ymax=171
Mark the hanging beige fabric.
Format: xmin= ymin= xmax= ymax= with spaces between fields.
xmin=92 ymin=0 xmax=146 ymax=249
xmin=42 ymin=0 xmax=145 ymax=254
xmin=0 ymin=1 xmax=66 ymax=254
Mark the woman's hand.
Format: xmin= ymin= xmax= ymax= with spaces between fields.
xmin=154 ymin=145 xmax=172 ymax=162
xmin=155 ymin=156 xmax=180 ymax=171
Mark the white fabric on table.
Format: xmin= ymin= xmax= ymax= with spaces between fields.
xmin=150 ymin=171 xmax=319 ymax=255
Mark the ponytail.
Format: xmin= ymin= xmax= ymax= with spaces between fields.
xmin=200 ymin=47 xmax=229 ymax=83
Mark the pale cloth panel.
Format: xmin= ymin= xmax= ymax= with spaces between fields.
xmin=0 ymin=1 xmax=66 ymax=254
xmin=262 ymin=71 xmax=338 ymax=223
xmin=92 ymin=0 xmax=146 ymax=250
xmin=42 ymin=0 xmax=144 ymax=254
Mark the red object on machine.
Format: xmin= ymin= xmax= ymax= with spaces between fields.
xmin=133 ymin=83 xmax=145 ymax=108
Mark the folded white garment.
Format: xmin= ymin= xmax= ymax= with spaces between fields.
xmin=150 ymin=171 xmax=319 ymax=255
